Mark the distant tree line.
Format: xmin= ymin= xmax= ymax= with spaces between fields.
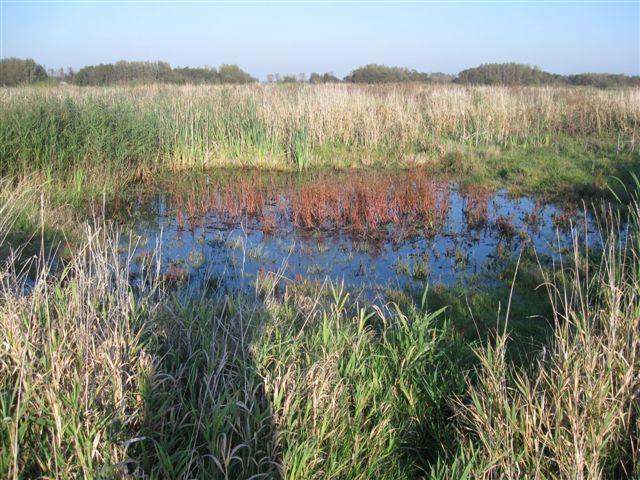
xmin=564 ymin=72 xmax=640 ymax=89
xmin=0 ymin=58 xmax=256 ymax=86
xmin=344 ymin=64 xmax=444 ymax=83
xmin=266 ymin=67 xmax=451 ymax=84
xmin=309 ymin=72 xmax=341 ymax=84
xmin=0 ymin=58 xmax=48 ymax=86
xmin=72 ymin=61 xmax=256 ymax=85
xmin=456 ymin=63 xmax=563 ymax=85
xmin=73 ymin=61 xmax=174 ymax=85
xmin=2 ymin=57 xmax=638 ymax=88
xmin=266 ymin=73 xmax=308 ymax=83
xmin=455 ymin=63 xmax=640 ymax=87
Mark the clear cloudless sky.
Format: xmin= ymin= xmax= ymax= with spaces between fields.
xmin=1 ymin=1 xmax=639 ymax=79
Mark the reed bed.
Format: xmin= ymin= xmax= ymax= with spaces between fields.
xmin=2 ymin=84 xmax=638 ymax=179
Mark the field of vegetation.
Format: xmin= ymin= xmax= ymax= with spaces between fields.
xmin=2 ymin=83 xmax=638 ymax=193
xmin=1 ymin=81 xmax=639 ymax=479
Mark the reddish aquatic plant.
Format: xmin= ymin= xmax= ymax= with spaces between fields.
xmin=163 ymin=262 xmax=188 ymax=284
xmin=463 ymin=186 xmax=491 ymax=230
xmin=166 ymin=169 xmax=451 ymax=236
xmin=176 ymin=209 xmax=184 ymax=232
xmin=260 ymin=212 xmax=277 ymax=235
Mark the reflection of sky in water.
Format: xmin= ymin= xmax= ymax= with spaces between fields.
xmin=126 ymin=185 xmax=595 ymax=297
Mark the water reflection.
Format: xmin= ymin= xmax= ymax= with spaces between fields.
xmin=119 ymin=170 xmax=593 ymax=297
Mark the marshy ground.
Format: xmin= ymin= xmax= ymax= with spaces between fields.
xmin=1 ymin=84 xmax=639 ymax=479
xmin=122 ymin=169 xmax=591 ymax=298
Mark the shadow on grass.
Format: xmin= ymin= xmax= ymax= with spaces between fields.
xmin=126 ymin=275 xmax=475 ymax=479
xmin=131 ymin=290 xmax=281 ymax=478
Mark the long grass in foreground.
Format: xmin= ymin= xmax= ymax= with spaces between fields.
xmin=0 ymin=210 xmax=170 ymax=477
xmin=434 ymin=199 xmax=640 ymax=479
xmin=1 ymin=184 xmax=638 ymax=479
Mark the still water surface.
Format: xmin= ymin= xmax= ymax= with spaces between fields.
xmin=121 ymin=170 xmax=593 ymax=297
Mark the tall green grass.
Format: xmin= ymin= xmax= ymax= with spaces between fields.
xmin=254 ymin=285 xmax=470 ymax=478
xmin=288 ymin=121 xmax=311 ymax=171
xmin=0 ymin=96 xmax=162 ymax=176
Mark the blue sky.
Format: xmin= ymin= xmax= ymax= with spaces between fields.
xmin=1 ymin=1 xmax=638 ymax=78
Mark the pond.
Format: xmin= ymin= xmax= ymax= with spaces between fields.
xmin=118 ymin=169 xmax=594 ymax=298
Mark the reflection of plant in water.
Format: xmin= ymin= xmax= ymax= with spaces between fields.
xmin=463 ymin=185 xmax=491 ymax=230
xmin=204 ymin=275 xmax=221 ymax=291
xmin=517 ymin=229 xmax=529 ymax=242
xmin=176 ymin=209 xmax=184 ymax=232
xmin=552 ymin=210 xmax=574 ymax=231
xmin=307 ymin=263 xmax=325 ymax=275
xmin=523 ymin=201 xmax=543 ymax=232
xmin=226 ymin=235 xmax=244 ymax=250
xmin=134 ymin=250 xmax=154 ymax=266
xmin=206 ymin=234 xmax=226 ymax=248
xmin=453 ymin=248 xmax=469 ymax=270
xmin=260 ymin=212 xmax=277 ymax=235
xmin=493 ymin=242 xmax=513 ymax=263
xmin=353 ymin=239 xmax=372 ymax=253
xmin=228 ymin=256 xmax=241 ymax=269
